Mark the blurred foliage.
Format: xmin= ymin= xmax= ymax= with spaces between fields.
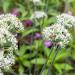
xmin=0 ymin=0 xmax=75 ymax=75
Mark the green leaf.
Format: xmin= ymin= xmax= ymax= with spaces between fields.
xmin=31 ymin=58 xmax=46 ymax=65
xmin=19 ymin=45 xmax=27 ymax=56
xmin=54 ymin=63 xmax=73 ymax=73
xmin=41 ymin=69 xmax=48 ymax=75
xmin=23 ymin=60 xmax=31 ymax=68
xmin=55 ymin=48 xmax=70 ymax=61
xmin=2 ymin=0 xmax=11 ymax=12
xmin=17 ymin=3 xmax=27 ymax=20
xmin=22 ymin=28 xmax=39 ymax=36
xmin=19 ymin=65 xmax=24 ymax=75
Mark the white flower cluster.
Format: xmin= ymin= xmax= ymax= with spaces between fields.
xmin=0 ymin=28 xmax=18 ymax=69
xmin=0 ymin=13 xmax=24 ymax=70
xmin=42 ymin=13 xmax=75 ymax=47
xmin=56 ymin=13 xmax=75 ymax=28
xmin=42 ymin=24 xmax=71 ymax=47
xmin=0 ymin=50 xmax=15 ymax=69
xmin=31 ymin=11 xmax=47 ymax=19
xmin=0 ymin=28 xmax=18 ymax=50
xmin=0 ymin=13 xmax=24 ymax=34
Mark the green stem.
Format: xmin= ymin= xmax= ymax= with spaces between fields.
xmin=45 ymin=0 xmax=49 ymax=13
xmin=25 ymin=0 xmax=31 ymax=15
xmin=40 ymin=47 xmax=53 ymax=75
xmin=47 ymin=46 xmax=60 ymax=75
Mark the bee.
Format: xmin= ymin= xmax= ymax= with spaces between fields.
xmin=49 ymin=34 xmax=56 ymax=38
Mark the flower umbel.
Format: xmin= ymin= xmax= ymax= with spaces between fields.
xmin=42 ymin=24 xmax=71 ymax=47
xmin=56 ymin=13 xmax=75 ymax=28
xmin=31 ymin=11 xmax=47 ymax=19
xmin=0 ymin=28 xmax=17 ymax=69
xmin=0 ymin=13 xmax=24 ymax=34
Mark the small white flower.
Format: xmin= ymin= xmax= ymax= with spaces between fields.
xmin=0 ymin=50 xmax=4 ymax=60
xmin=42 ymin=24 xmax=71 ymax=47
xmin=0 ymin=53 xmax=15 ymax=69
xmin=56 ymin=13 xmax=75 ymax=28
xmin=0 ymin=28 xmax=18 ymax=50
xmin=0 ymin=69 xmax=3 ymax=75
xmin=31 ymin=0 xmax=41 ymax=5
xmin=0 ymin=13 xmax=24 ymax=34
xmin=31 ymin=11 xmax=47 ymax=19
xmin=3 ymin=54 xmax=15 ymax=69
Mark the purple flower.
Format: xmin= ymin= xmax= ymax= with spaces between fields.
xmin=34 ymin=33 xmax=42 ymax=39
xmin=22 ymin=20 xmax=33 ymax=27
xmin=11 ymin=8 xmax=19 ymax=16
xmin=44 ymin=41 xmax=52 ymax=48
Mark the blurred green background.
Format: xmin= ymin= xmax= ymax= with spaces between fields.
xmin=1 ymin=0 xmax=75 ymax=75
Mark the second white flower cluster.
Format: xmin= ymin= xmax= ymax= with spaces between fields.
xmin=42 ymin=13 xmax=75 ymax=47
